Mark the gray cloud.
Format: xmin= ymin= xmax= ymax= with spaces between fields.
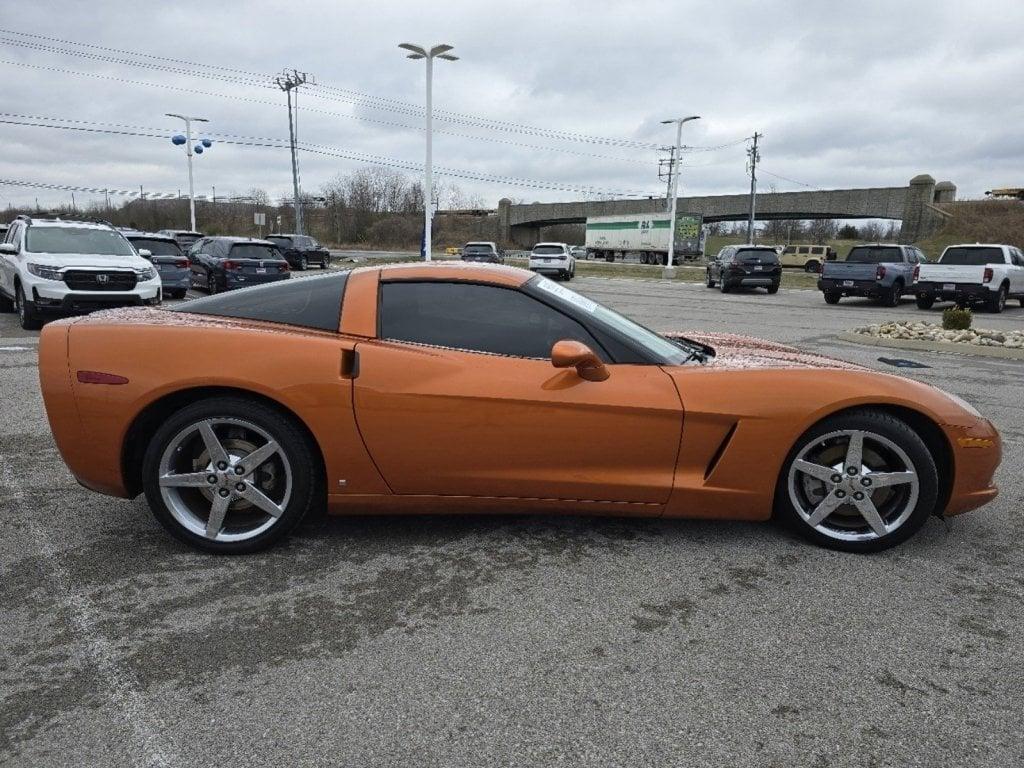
xmin=1 ymin=0 xmax=1022 ymax=211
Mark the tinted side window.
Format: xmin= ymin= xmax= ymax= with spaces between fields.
xmin=175 ymin=273 xmax=347 ymax=331
xmin=380 ymin=282 xmax=605 ymax=360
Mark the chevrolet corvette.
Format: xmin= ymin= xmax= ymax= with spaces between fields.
xmin=38 ymin=262 xmax=1001 ymax=554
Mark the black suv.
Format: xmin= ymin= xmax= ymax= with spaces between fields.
xmin=706 ymin=245 xmax=782 ymax=294
xmin=266 ymin=234 xmax=330 ymax=270
xmin=187 ymin=236 xmax=290 ymax=294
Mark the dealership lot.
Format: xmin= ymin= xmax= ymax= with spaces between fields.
xmin=2 ymin=277 xmax=1022 ymax=767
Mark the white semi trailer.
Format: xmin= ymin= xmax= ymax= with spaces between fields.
xmin=584 ymin=212 xmax=704 ymax=264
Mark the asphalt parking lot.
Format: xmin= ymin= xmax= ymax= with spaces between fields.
xmin=1 ymin=276 xmax=1022 ymax=767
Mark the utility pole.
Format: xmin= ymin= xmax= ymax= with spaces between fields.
xmin=166 ymin=113 xmax=209 ymax=232
xmin=746 ymin=132 xmax=762 ymax=244
xmin=658 ymin=146 xmax=677 ymax=213
xmin=275 ymin=69 xmax=314 ymax=235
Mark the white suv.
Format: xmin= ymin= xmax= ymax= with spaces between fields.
xmin=0 ymin=216 xmax=162 ymax=330
xmin=528 ymin=242 xmax=576 ymax=281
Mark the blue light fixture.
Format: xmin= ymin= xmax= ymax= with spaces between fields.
xmin=194 ymin=144 xmax=204 ymax=154
xmin=201 ymin=138 xmax=212 ymax=148
xmin=171 ymin=134 xmax=187 ymax=145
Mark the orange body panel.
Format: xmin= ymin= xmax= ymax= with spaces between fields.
xmin=37 ymin=262 xmax=1001 ymax=524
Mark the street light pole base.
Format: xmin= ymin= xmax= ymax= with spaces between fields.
xmin=662 ymin=266 xmax=677 ymax=279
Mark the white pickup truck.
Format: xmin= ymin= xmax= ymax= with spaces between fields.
xmin=915 ymin=244 xmax=1024 ymax=313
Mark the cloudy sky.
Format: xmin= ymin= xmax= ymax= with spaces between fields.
xmin=2 ymin=0 xmax=1022 ymax=211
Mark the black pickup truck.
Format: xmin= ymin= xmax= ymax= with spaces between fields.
xmin=266 ymin=234 xmax=331 ymax=270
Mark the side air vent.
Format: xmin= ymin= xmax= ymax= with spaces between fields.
xmin=704 ymin=422 xmax=738 ymax=481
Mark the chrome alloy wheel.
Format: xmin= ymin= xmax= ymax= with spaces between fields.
xmin=787 ymin=429 xmax=920 ymax=543
xmin=157 ymin=418 xmax=292 ymax=542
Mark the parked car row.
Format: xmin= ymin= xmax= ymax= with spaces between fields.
xmin=0 ymin=215 xmax=326 ymax=329
xmin=818 ymin=243 xmax=1024 ymax=313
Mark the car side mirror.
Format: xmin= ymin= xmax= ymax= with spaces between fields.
xmin=0 ymin=243 xmax=16 ymax=255
xmin=551 ymin=340 xmax=609 ymax=382
xmin=138 ymin=249 xmax=152 ymax=258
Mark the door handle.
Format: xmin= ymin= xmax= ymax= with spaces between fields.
xmin=340 ymin=349 xmax=359 ymax=379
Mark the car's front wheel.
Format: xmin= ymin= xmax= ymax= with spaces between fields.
xmin=775 ymin=410 xmax=938 ymax=553
xmin=142 ymin=397 xmax=321 ymax=553
xmin=15 ymin=284 xmax=42 ymax=330
xmin=706 ymin=270 xmax=716 ymax=288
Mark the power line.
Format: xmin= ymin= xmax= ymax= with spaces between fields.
xmin=759 ymin=168 xmax=828 ymax=192
xmin=0 ymin=116 xmax=652 ymax=197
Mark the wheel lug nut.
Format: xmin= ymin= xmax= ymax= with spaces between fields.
xmin=836 ymin=490 xmax=846 ymax=498
xmin=218 ymin=488 xmax=230 ymax=497
xmin=854 ymin=492 xmax=864 ymax=500
xmin=216 ymin=461 xmax=228 ymax=470
xmin=235 ymin=482 xmax=245 ymax=492
xmin=234 ymin=466 xmax=245 ymax=475
xmin=861 ymin=478 xmax=871 ymax=487
xmin=830 ymin=474 xmax=842 ymax=484
xmin=847 ymin=467 xmax=857 ymax=475
xmin=207 ymin=474 xmax=217 ymax=484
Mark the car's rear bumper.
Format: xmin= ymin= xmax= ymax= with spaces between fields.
xmin=462 ymin=256 xmax=501 ymax=263
xmin=529 ymin=261 xmax=570 ymax=273
xmin=157 ymin=271 xmax=190 ymax=290
xmin=818 ymin=277 xmax=884 ymax=296
xmin=916 ymin=281 xmax=990 ymax=302
xmin=225 ymin=273 xmax=291 ymax=289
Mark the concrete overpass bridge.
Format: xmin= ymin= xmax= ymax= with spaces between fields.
xmin=498 ymin=174 xmax=955 ymax=246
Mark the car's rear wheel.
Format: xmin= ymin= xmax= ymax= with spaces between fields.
xmin=883 ymin=280 xmax=903 ymax=307
xmin=719 ymin=278 xmax=731 ymax=293
xmin=804 ymin=261 xmax=820 ymax=273
xmin=299 ymin=255 xmax=308 ymax=270
xmin=170 ymin=289 xmax=187 ymax=300
xmin=15 ymin=284 xmax=42 ymax=330
xmin=0 ymin=291 xmax=13 ymax=313
xmin=142 ymin=397 xmax=320 ymax=553
xmin=986 ymin=284 xmax=1007 ymax=313
xmin=916 ymin=294 xmax=934 ymax=310
xmin=823 ymin=290 xmax=841 ymax=305
xmin=207 ymin=274 xmax=219 ymax=294
xmin=706 ymin=270 xmax=716 ymax=288
xmin=775 ymin=410 xmax=937 ymax=553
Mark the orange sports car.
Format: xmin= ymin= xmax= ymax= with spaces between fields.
xmin=38 ymin=262 xmax=1000 ymax=554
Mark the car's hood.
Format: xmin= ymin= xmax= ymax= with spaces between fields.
xmin=666 ymin=332 xmax=866 ymax=371
xmin=25 ymin=252 xmax=151 ymax=269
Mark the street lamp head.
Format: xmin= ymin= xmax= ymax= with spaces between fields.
xmin=399 ymin=43 xmax=428 ymax=57
xmin=437 ymin=54 xmax=459 ymax=61
xmin=661 ymin=115 xmax=702 ymax=125
xmin=429 ymin=44 xmax=454 ymax=57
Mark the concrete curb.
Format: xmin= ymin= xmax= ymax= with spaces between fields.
xmin=835 ymin=332 xmax=1024 ymax=360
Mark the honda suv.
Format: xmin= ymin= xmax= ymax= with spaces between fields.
xmin=0 ymin=216 xmax=161 ymax=330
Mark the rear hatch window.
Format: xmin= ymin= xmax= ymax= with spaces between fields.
xmin=846 ymin=246 xmax=902 ymax=264
xmin=735 ymin=248 xmax=779 ymax=264
xmin=464 ymin=245 xmax=495 ymax=256
xmin=229 ymin=243 xmax=284 ymax=260
xmin=129 ymin=238 xmax=183 ymax=260
xmin=532 ymin=246 xmax=565 ymax=256
xmin=940 ymin=247 xmax=1004 ymax=266
xmin=267 ymin=236 xmax=293 ymax=249
xmin=172 ymin=273 xmax=348 ymax=331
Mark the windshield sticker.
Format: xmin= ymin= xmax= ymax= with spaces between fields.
xmin=535 ymin=278 xmax=598 ymax=313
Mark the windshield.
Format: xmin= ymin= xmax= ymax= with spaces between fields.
xmin=528 ymin=275 xmax=703 ymax=365
xmin=267 ymin=236 xmax=293 ymax=248
xmin=129 ymin=238 xmax=183 ymax=257
xmin=229 ymin=243 xmax=283 ymax=260
xmin=463 ymin=245 xmax=495 ymax=255
xmin=846 ymin=246 xmax=902 ymax=264
xmin=533 ymin=245 xmax=565 ymax=255
xmin=735 ymin=248 xmax=779 ymax=264
xmin=940 ymin=247 xmax=1004 ymax=266
xmin=25 ymin=227 xmax=136 ymax=256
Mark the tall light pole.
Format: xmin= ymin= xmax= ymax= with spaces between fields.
xmin=746 ymin=132 xmax=762 ymax=244
xmin=661 ymin=115 xmax=700 ymax=277
xmin=399 ymin=43 xmax=458 ymax=261
xmin=166 ymin=113 xmax=209 ymax=232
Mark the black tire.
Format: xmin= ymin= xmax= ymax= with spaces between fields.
xmin=823 ymin=291 xmax=841 ymax=305
xmin=170 ymin=289 xmax=188 ymax=300
xmin=916 ymin=294 xmax=934 ymax=310
xmin=882 ymin=281 xmax=903 ymax=307
xmin=986 ymin=285 xmax=1007 ymax=313
xmin=1019 ymin=297 xmax=1024 ymax=308
xmin=299 ymin=255 xmax=308 ymax=271
xmin=719 ymin=279 xmax=731 ymax=294
xmin=706 ymin=270 xmax=716 ymax=288
xmin=767 ymin=281 xmax=780 ymax=294
xmin=0 ymin=291 xmax=13 ymax=313
xmin=774 ymin=409 xmax=938 ymax=553
xmin=207 ymin=273 xmax=219 ymax=294
xmin=804 ymin=261 xmax=820 ymax=273
xmin=15 ymin=284 xmax=42 ymax=330
xmin=142 ymin=396 xmax=322 ymax=554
